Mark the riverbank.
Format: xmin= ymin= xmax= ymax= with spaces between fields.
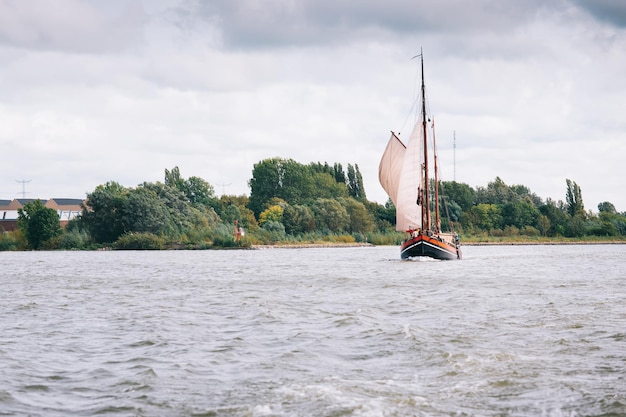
xmin=250 ymin=238 xmax=626 ymax=249
xmin=463 ymin=240 xmax=626 ymax=246
xmin=252 ymin=242 xmax=374 ymax=249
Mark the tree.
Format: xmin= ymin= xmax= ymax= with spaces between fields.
xmin=565 ymin=179 xmax=585 ymax=218
xmin=17 ymin=199 xmax=62 ymax=249
xmin=332 ymin=162 xmax=346 ymax=184
xmin=501 ymin=199 xmax=539 ymax=229
xmin=311 ymin=198 xmax=349 ymax=233
xmin=347 ymin=164 xmax=366 ymax=200
xmin=283 ymin=204 xmax=315 ymax=235
xmin=440 ymin=181 xmax=475 ymax=212
xmin=340 ymin=197 xmax=375 ymax=233
xmin=120 ymin=187 xmax=174 ymax=235
xmin=539 ymin=200 xmax=568 ymax=236
xmin=81 ymin=181 xmax=128 ymax=243
xmin=259 ymin=205 xmax=284 ymax=226
xmin=310 ymin=172 xmax=349 ymax=199
xmin=565 ymin=215 xmax=586 ymax=237
xmin=537 ymin=214 xmax=551 ymax=236
xmin=598 ymin=201 xmax=617 ymax=214
xmin=142 ymin=181 xmax=220 ymax=235
xmin=464 ymin=203 xmax=503 ymax=231
xmin=165 ymin=166 xmax=218 ymax=207
xmin=475 ymin=177 xmax=512 ymax=205
xmin=248 ymin=158 xmax=314 ymax=217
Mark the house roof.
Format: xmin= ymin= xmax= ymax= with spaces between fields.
xmin=16 ymin=198 xmax=47 ymax=205
xmin=48 ymin=198 xmax=84 ymax=206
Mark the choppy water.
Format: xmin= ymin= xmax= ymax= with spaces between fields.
xmin=1 ymin=245 xmax=625 ymax=416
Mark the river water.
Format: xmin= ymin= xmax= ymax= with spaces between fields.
xmin=1 ymin=245 xmax=625 ymax=416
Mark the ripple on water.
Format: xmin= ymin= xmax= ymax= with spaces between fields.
xmin=1 ymin=246 xmax=625 ymax=416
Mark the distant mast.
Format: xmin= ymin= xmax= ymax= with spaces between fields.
xmin=453 ymin=131 xmax=456 ymax=182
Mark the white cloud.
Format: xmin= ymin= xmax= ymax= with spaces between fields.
xmin=0 ymin=0 xmax=625 ymax=213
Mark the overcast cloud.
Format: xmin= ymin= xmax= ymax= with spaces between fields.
xmin=1 ymin=0 xmax=625 ymax=211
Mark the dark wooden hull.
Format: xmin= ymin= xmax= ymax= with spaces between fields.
xmin=400 ymin=234 xmax=461 ymax=260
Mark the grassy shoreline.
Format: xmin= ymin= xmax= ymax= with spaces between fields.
xmin=459 ymin=236 xmax=626 ymax=245
xmin=251 ymin=236 xmax=626 ymax=249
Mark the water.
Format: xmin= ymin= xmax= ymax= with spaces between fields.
xmin=1 ymin=245 xmax=625 ymax=416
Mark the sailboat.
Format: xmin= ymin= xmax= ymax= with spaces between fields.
xmin=379 ymin=51 xmax=462 ymax=260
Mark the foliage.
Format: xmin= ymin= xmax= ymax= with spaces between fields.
xmin=114 ymin=232 xmax=166 ymax=250
xmin=312 ymin=198 xmax=350 ymax=233
xmin=566 ymin=179 xmax=585 ymax=218
xmin=340 ymin=197 xmax=375 ymax=233
xmin=17 ymin=199 xmax=62 ymax=249
xmin=81 ymin=181 xmax=128 ymax=243
xmin=0 ymin=231 xmax=20 ymax=251
xmin=259 ymin=205 xmax=284 ymax=226
xmin=598 ymin=201 xmax=617 ymax=214
xmin=12 ymin=158 xmax=626 ymax=250
xmin=56 ymin=229 xmax=91 ymax=249
xmin=283 ymin=204 xmax=316 ymax=235
xmin=347 ymin=163 xmax=366 ymax=200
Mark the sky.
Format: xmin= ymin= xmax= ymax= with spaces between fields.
xmin=1 ymin=0 xmax=625 ymax=211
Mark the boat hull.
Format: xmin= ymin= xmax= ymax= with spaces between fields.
xmin=400 ymin=234 xmax=460 ymax=260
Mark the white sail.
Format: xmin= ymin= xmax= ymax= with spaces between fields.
xmin=379 ymin=117 xmax=424 ymax=232
xmin=395 ymin=119 xmax=424 ymax=231
xmin=378 ymin=132 xmax=405 ymax=207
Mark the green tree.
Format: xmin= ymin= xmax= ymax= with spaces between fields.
xmin=347 ymin=164 xmax=366 ymax=200
xmin=81 ymin=181 xmax=128 ymax=243
xmin=501 ymin=199 xmax=539 ymax=229
xmin=142 ymin=181 xmax=218 ymax=236
xmin=17 ymin=200 xmax=62 ymax=249
xmin=539 ymin=199 xmax=568 ymax=236
xmin=340 ymin=197 xmax=375 ymax=233
xmin=121 ymin=187 xmax=174 ymax=236
xmin=333 ymin=162 xmax=346 ymax=184
xmin=565 ymin=179 xmax=585 ymax=218
xmin=283 ymin=204 xmax=315 ymax=235
xmin=165 ymin=166 xmax=218 ymax=207
xmin=565 ymin=214 xmax=586 ymax=237
xmin=312 ymin=198 xmax=349 ymax=233
xmin=310 ymin=172 xmax=349 ymax=199
xmin=439 ymin=181 xmax=475 ymax=212
xmin=537 ymin=214 xmax=551 ymax=236
xmin=259 ymin=205 xmax=284 ymax=226
xmin=598 ymin=201 xmax=617 ymax=214
xmin=464 ymin=203 xmax=503 ymax=231
xmin=248 ymin=158 xmax=314 ymax=217
xmin=475 ymin=177 xmax=512 ymax=205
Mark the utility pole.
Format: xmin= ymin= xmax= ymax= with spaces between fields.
xmin=16 ymin=179 xmax=31 ymax=198
xmin=216 ymin=182 xmax=231 ymax=196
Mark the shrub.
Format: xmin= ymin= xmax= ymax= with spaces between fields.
xmin=0 ymin=232 xmax=19 ymax=251
xmin=521 ymin=226 xmax=540 ymax=237
xmin=57 ymin=229 xmax=91 ymax=249
xmin=114 ymin=232 xmax=165 ymax=250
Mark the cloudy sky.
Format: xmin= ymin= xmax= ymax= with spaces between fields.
xmin=1 ymin=0 xmax=625 ymax=211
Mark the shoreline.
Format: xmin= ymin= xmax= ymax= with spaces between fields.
xmin=462 ymin=240 xmax=626 ymax=246
xmin=251 ymin=240 xmax=625 ymax=249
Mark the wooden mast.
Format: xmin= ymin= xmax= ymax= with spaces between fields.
xmin=420 ymin=51 xmax=430 ymax=231
xmin=433 ymin=117 xmax=440 ymax=233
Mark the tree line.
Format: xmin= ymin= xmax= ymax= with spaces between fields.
xmin=2 ymin=158 xmax=625 ymax=250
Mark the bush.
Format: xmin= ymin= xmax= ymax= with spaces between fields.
xmin=209 ymin=223 xmax=240 ymax=247
xmin=0 ymin=232 xmax=19 ymax=251
xmin=114 ymin=232 xmax=165 ymax=250
xmin=521 ymin=226 xmax=540 ymax=237
xmin=57 ymin=229 xmax=91 ymax=249
xmin=255 ymin=221 xmax=287 ymax=244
